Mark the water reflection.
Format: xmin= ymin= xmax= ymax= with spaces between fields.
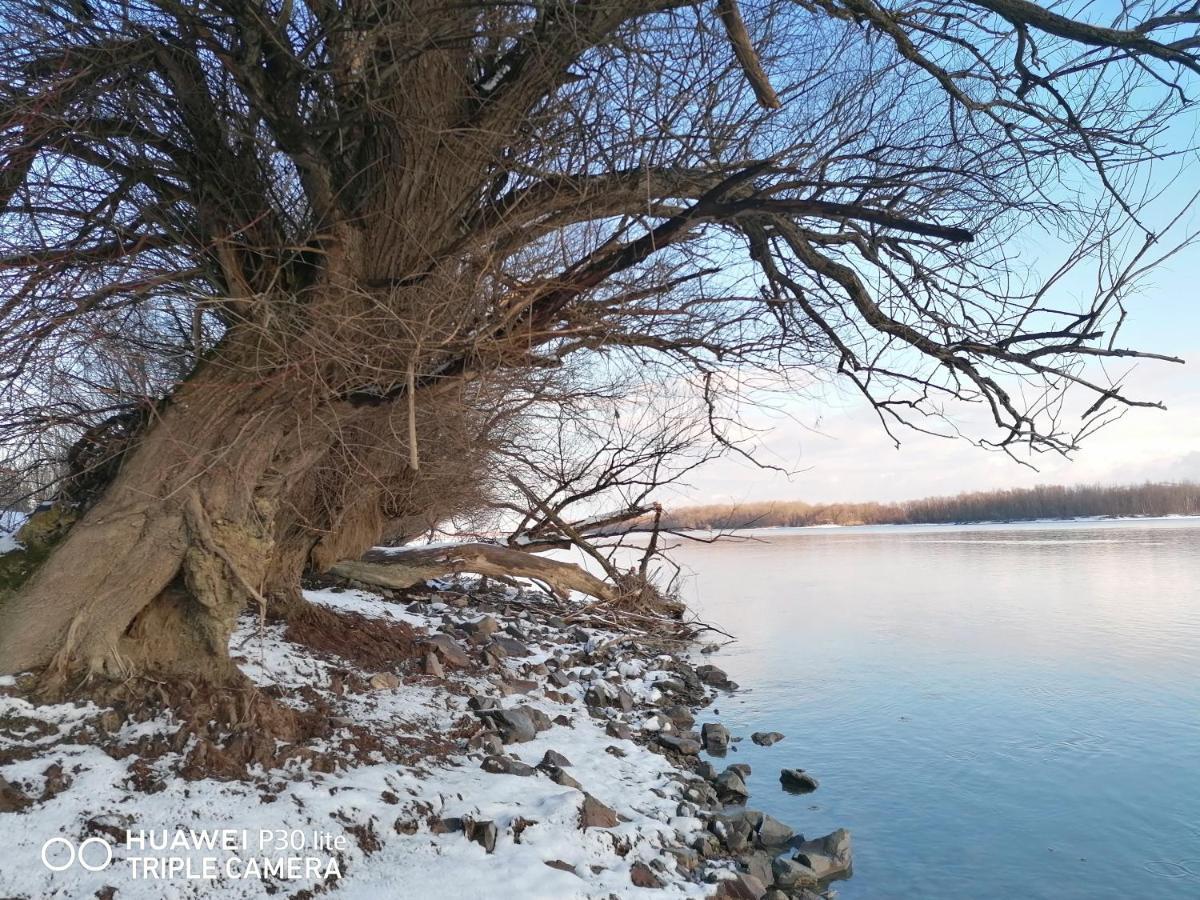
xmin=672 ymin=518 xmax=1200 ymax=900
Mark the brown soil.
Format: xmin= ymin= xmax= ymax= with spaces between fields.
xmin=281 ymin=601 xmax=421 ymax=672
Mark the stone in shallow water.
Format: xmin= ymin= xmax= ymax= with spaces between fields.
xmin=751 ymin=731 xmax=784 ymax=746
xmin=714 ymin=768 xmax=749 ymax=802
xmin=792 ymin=827 xmax=852 ymax=880
xmin=695 ymin=664 xmax=737 ymax=689
xmin=779 ymin=767 xmax=819 ymax=793
xmin=701 ymin=722 xmax=731 ymax=753
xmin=751 ymin=811 xmax=795 ymax=849
xmin=772 ymin=856 xmax=819 ymax=890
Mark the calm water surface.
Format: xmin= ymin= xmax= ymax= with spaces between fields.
xmin=671 ymin=518 xmax=1200 ymax=900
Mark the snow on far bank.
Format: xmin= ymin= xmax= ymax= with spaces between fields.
xmin=0 ymin=585 xmax=714 ymax=900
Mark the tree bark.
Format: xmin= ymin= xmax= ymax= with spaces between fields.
xmin=0 ymin=331 xmax=510 ymax=687
xmin=0 ymin=332 xmax=328 ymax=685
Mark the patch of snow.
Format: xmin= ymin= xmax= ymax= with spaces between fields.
xmin=0 ymin=585 xmax=712 ymax=899
xmin=0 ymin=509 xmax=27 ymax=553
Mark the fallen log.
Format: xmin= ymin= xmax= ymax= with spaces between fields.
xmin=329 ymin=543 xmax=619 ymax=602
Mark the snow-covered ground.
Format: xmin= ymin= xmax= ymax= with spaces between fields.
xmin=0 ymin=584 xmax=724 ymax=899
xmin=0 ymin=509 xmax=26 ymax=553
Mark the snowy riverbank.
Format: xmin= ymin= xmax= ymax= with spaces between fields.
xmin=0 ymin=572 xmax=846 ymax=899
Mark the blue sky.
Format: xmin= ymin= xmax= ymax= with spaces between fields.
xmin=681 ymin=208 xmax=1200 ymax=505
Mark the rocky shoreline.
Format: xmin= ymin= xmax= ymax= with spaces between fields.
xmin=0 ymin=575 xmax=850 ymax=899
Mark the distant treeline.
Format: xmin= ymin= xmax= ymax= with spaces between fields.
xmin=657 ymin=481 xmax=1200 ymax=530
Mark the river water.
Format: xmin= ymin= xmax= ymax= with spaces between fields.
xmin=670 ymin=517 xmax=1200 ymax=900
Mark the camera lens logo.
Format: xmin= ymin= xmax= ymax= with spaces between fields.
xmin=40 ymin=837 xmax=113 ymax=872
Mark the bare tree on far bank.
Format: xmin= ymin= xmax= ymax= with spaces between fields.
xmin=2 ymin=0 xmax=1200 ymax=700
xmin=657 ymin=481 xmax=1200 ymax=529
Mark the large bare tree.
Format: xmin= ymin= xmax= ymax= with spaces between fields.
xmin=1 ymin=0 xmax=1197 ymax=691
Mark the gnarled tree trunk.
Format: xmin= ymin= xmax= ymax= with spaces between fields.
xmin=0 ymin=343 xmax=311 ymax=685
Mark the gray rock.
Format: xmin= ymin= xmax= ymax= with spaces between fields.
xmin=780 ymin=768 xmax=819 ymax=793
xmin=657 ymin=734 xmax=701 ymax=755
xmin=467 ymin=732 xmax=505 ymax=755
xmin=579 ymin=793 xmax=618 ymax=829
xmin=369 ymin=672 xmax=400 ymax=690
xmin=695 ymin=760 xmax=718 ymax=780
xmin=751 ymin=731 xmax=784 ymax=746
xmin=708 ymin=811 xmax=755 ymax=853
xmin=465 ymin=819 xmax=498 ymax=853
xmin=661 ymin=704 xmax=695 ymax=728
xmin=468 ymin=694 xmax=501 ymax=711
xmin=664 ymin=845 xmax=701 ymax=872
xmin=0 ymin=775 xmax=29 ymax=813
xmin=585 ymin=682 xmax=616 ymax=708
xmin=480 ymin=755 xmax=536 ymax=777
xmin=683 ymin=780 xmax=719 ymax=807
xmin=752 ymin=811 xmax=795 ymax=849
xmin=741 ymin=850 xmax=774 ymax=886
xmin=462 ymin=615 xmax=500 ymax=639
xmin=714 ymin=768 xmax=750 ymax=802
xmin=490 ymin=635 xmax=531 ymax=657
xmin=792 ymin=828 xmax=852 ymax=880
xmin=525 ymin=706 xmax=553 ymax=732
xmin=727 ymin=762 xmax=751 ymax=778
xmin=606 ymin=721 xmax=634 ymax=740
xmin=421 ymin=634 xmax=472 ymax=667
xmin=503 ymin=678 xmax=538 ymax=694
xmin=540 ymin=749 xmax=572 ymax=768
xmin=477 ymin=707 xmax=537 ymax=743
xmin=691 ymin=831 xmax=722 ymax=858
xmin=771 ymin=856 xmax=819 ymax=890
xmin=630 ymin=860 xmax=663 ymax=888
xmin=714 ymin=873 xmax=767 ymax=899
xmin=547 ymin=766 xmax=582 ymax=790
xmin=695 ymin=664 xmax=736 ymax=689
xmin=701 ymin=722 xmax=731 ymax=753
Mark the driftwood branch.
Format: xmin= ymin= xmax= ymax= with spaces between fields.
xmin=330 ymin=543 xmax=619 ymax=602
